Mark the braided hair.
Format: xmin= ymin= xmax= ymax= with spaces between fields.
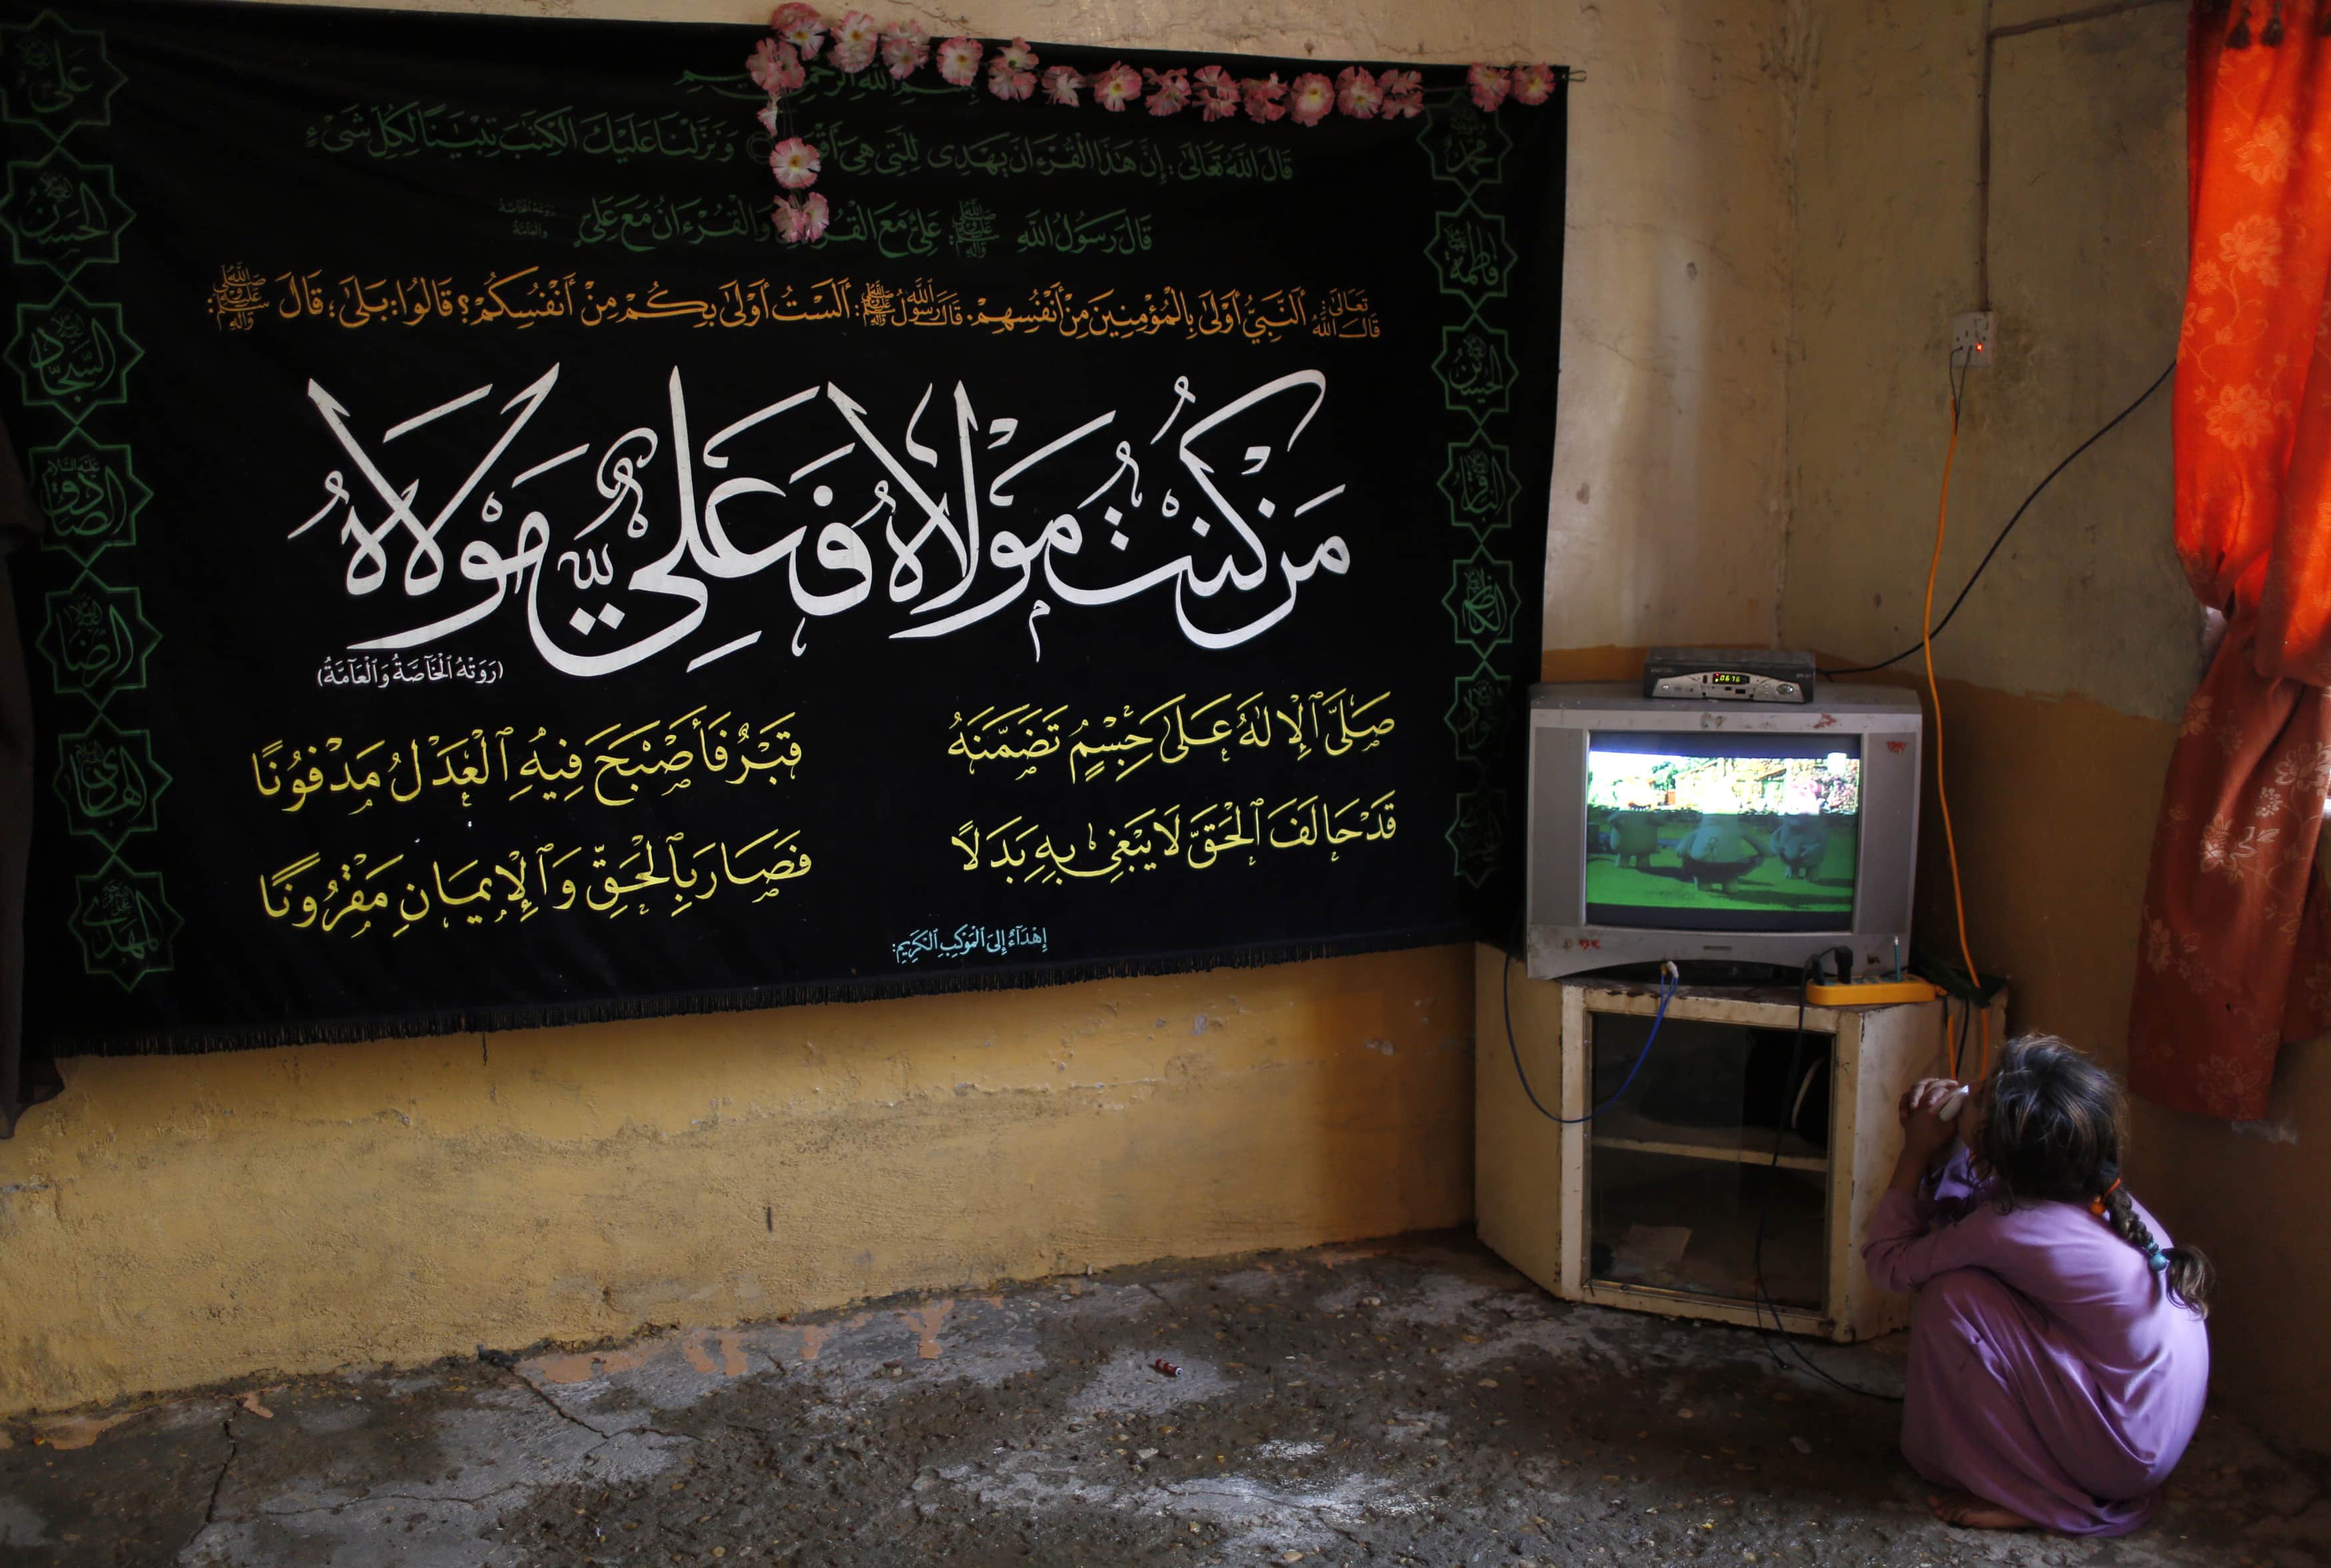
xmin=1965 ymin=1034 xmax=2212 ymax=1316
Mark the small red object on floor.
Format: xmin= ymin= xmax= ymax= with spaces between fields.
xmin=1151 ymin=1358 xmax=1178 ymax=1378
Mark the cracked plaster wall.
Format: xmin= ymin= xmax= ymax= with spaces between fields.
xmin=1 ymin=949 xmax=1473 ymax=1415
xmin=1 ymin=0 xmax=1805 ymax=1417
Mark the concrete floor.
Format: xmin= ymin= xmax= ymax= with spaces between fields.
xmin=2 ymin=1236 xmax=2322 ymax=1568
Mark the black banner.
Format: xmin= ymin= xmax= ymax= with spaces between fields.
xmin=0 ymin=1 xmax=1561 ymax=1051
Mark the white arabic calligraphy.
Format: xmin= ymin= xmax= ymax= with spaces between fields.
xmin=292 ymin=366 xmax=1353 ymax=675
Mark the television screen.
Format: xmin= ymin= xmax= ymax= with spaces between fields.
xmin=1584 ymin=732 xmax=1862 ymax=933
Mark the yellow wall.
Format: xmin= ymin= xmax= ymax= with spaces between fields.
xmin=1 ymin=949 xmax=1470 ymax=1414
xmin=0 ymin=0 xmax=1808 ymax=1417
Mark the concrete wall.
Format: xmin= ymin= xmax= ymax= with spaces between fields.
xmin=0 ymin=950 xmax=1472 ymax=1412
xmin=1788 ymin=0 xmax=2194 ymax=721
xmin=1785 ymin=0 xmax=2331 ymax=1452
xmin=0 ymin=0 xmax=1804 ymax=1416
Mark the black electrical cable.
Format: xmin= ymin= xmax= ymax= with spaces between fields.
xmin=1821 ymin=357 xmax=2176 ymax=678
xmin=1747 ymin=965 xmax=1816 ymax=1370
xmin=1748 ymin=959 xmax=1905 ymax=1402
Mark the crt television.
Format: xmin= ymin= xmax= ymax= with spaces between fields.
xmin=1524 ymin=682 xmax=1923 ymax=981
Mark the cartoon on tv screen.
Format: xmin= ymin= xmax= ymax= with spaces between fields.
xmin=1583 ymin=739 xmax=1861 ymax=927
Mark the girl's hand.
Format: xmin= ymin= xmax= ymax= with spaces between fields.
xmin=1902 ymin=1099 xmax=1958 ymax=1160
xmin=1899 ymin=1087 xmax=1959 ymax=1171
xmin=1899 ymin=1078 xmax=1961 ymax=1129
xmin=1889 ymin=1078 xmax=1967 ymax=1196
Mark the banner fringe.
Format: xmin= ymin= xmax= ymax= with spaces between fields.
xmin=45 ymin=930 xmax=1474 ymax=1058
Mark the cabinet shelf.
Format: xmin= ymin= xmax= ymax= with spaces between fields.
xmin=1588 ymin=1107 xmax=1828 ymax=1173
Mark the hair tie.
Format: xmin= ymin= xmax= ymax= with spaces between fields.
xmin=2089 ymin=1176 xmax=2122 ymax=1217
xmin=2147 ymin=1246 xmax=2170 ymax=1273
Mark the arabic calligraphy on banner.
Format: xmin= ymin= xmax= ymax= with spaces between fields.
xmin=951 ymin=790 xmax=1396 ymax=886
xmin=305 ymin=99 xmax=1300 ymax=187
xmin=210 ymin=266 xmax=1378 ymax=342
xmin=948 ymin=690 xmax=1392 ymax=782
xmin=316 ymin=653 xmax=507 ymax=688
xmin=567 ymin=193 xmax=1160 ymax=258
xmin=260 ymin=825 xmax=811 ymax=939
xmin=0 ymin=1 xmax=1560 ymax=1049
xmin=890 ymin=922 xmax=1049 ymax=965
xmin=251 ymin=708 xmax=802 ymax=815
xmin=284 ymin=364 xmax=1357 ymax=680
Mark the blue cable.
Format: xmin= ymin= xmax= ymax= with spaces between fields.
xmin=1502 ymin=950 xmax=1679 ymax=1124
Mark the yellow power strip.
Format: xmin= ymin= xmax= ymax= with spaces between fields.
xmin=1804 ymin=977 xmax=1943 ymax=1007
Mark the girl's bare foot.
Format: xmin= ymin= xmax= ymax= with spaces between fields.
xmin=1928 ymin=1490 xmax=2035 ymax=1530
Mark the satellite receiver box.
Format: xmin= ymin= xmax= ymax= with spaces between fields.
xmin=1642 ymin=647 xmax=1817 ymax=704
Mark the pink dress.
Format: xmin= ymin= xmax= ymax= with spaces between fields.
xmin=1861 ymin=1149 xmax=2210 ymax=1535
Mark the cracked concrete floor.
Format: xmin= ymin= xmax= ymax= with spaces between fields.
xmin=2 ymin=1234 xmax=2324 ymax=1568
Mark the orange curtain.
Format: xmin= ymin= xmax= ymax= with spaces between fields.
xmin=2130 ymin=0 xmax=2331 ymax=1119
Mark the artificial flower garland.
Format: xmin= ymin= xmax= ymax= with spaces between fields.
xmin=747 ymin=5 xmax=1560 ymax=243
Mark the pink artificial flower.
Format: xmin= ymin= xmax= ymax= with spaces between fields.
xmin=880 ymin=21 xmax=928 ymax=78
xmin=769 ymin=135 xmax=821 ymax=190
xmin=1510 ymin=62 xmax=1556 ymax=105
xmin=1377 ymin=67 xmax=1423 ymax=119
xmin=1041 ymin=64 xmax=1086 ymax=105
xmin=827 ymin=11 xmax=879 ymax=72
xmin=748 ymin=37 xmax=804 ymax=96
xmin=1467 ymin=63 xmax=1509 ymax=111
xmin=1193 ymin=64 xmax=1241 ymax=121
xmin=772 ymin=190 xmax=832 ymax=244
xmin=773 ymin=41 xmax=808 ymax=93
xmin=997 ymin=37 xmax=1040 ymax=72
xmin=1288 ymin=72 xmax=1333 ymax=126
xmin=1334 ymin=65 xmax=1381 ymax=118
xmin=988 ymin=50 xmax=1036 ymax=101
xmin=796 ymin=190 xmax=831 ymax=242
xmin=1241 ymin=73 xmax=1287 ymax=123
xmin=756 ymin=102 xmax=781 ymax=136
xmin=771 ymin=3 xmax=825 ymax=60
xmin=936 ymin=35 xmax=982 ymax=87
xmin=1144 ymin=67 xmax=1190 ymax=116
xmin=1094 ymin=61 xmax=1142 ymax=111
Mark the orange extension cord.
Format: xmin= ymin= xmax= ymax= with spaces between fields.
xmin=1925 ymin=378 xmax=1991 ymax=1081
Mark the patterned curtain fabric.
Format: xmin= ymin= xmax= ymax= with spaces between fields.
xmin=2129 ymin=0 xmax=2331 ymax=1120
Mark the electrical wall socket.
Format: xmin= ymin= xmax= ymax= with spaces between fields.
xmin=1951 ymin=311 xmax=1997 ymax=367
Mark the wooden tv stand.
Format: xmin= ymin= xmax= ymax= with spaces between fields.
xmin=1474 ymin=947 xmax=2007 ymax=1342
